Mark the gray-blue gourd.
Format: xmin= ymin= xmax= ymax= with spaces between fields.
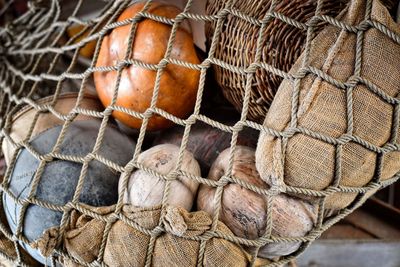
xmin=3 ymin=119 xmax=135 ymax=264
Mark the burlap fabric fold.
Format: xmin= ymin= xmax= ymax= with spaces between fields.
xmin=256 ymin=0 xmax=400 ymax=209
xmin=33 ymin=205 xmax=270 ymax=267
xmin=0 ymin=168 xmax=42 ymax=267
xmin=0 ymin=209 xmax=47 ymax=267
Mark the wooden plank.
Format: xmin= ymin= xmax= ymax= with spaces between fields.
xmin=320 ymin=224 xmax=374 ymax=239
xmin=296 ymin=240 xmax=400 ymax=267
xmin=344 ymin=208 xmax=400 ymax=239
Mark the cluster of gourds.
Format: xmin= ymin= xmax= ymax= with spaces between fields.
xmin=4 ymin=0 xmax=400 ymax=265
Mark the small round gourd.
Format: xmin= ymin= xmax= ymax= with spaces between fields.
xmin=119 ymin=144 xmax=200 ymax=211
xmin=153 ymin=121 xmax=259 ymax=175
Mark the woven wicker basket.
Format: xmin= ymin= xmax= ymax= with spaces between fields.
xmin=206 ymin=0 xmax=348 ymax=122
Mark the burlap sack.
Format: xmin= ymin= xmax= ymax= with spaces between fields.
xmin=0 ymin=235 xmax=17 ymax=267
xmin=256 ymin=0 xmax=400 ymax=210
xmin=0 ymin=226 xmax=40 ymax=266
xmin=34 ymin=205 xmax=270 ymax=266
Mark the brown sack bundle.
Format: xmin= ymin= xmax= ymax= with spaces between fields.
xmin=0 ymin=203 xmax=46 ymax=267
xmin=0 ymin=232 xmax=20 ymax=267
xmin=0 ymin=159 xmax=43 ymax=267
xmin=34 ymin=205 xmax=270 ymax=267
xmin=256 ymin=0 xmax=400 ymax=210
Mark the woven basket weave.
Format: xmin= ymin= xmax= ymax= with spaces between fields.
xmin=206 ymin=0 xmax=381 ymax=122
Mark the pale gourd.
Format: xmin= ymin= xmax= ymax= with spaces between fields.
xmin=119 ymin=144 xmax=201 ymax=211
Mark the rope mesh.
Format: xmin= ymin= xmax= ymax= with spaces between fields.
xmin=0 ymin=0 xmax=399 ymax=266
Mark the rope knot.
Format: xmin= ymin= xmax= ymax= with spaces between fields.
xmin=41 ymin=153 xmax=53 ymax=162
xmin=163 ymin=206 xmax=188 ymax=237
xmin=151 ymin=225 xmax=165 ymax=237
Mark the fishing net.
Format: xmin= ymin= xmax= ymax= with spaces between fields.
xmin=0 ymin=0 xmax=399 ymax=266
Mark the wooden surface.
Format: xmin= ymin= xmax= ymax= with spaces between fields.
xmin=296 ymin=240 xmax=400 ymax=267
xmin=321 ymin=209 xmax=400 ymax=239
xmin=322 ymin=197 xmax=400 ymax=240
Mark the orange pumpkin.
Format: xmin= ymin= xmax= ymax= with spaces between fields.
xmin=94 ymin=2 xmax=200 ymax=131
xmin=67 ymin=24 xmax=97 ymax=58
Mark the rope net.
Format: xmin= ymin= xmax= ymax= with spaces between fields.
xmin=0 ymin=0 xmax=399 ymax=266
